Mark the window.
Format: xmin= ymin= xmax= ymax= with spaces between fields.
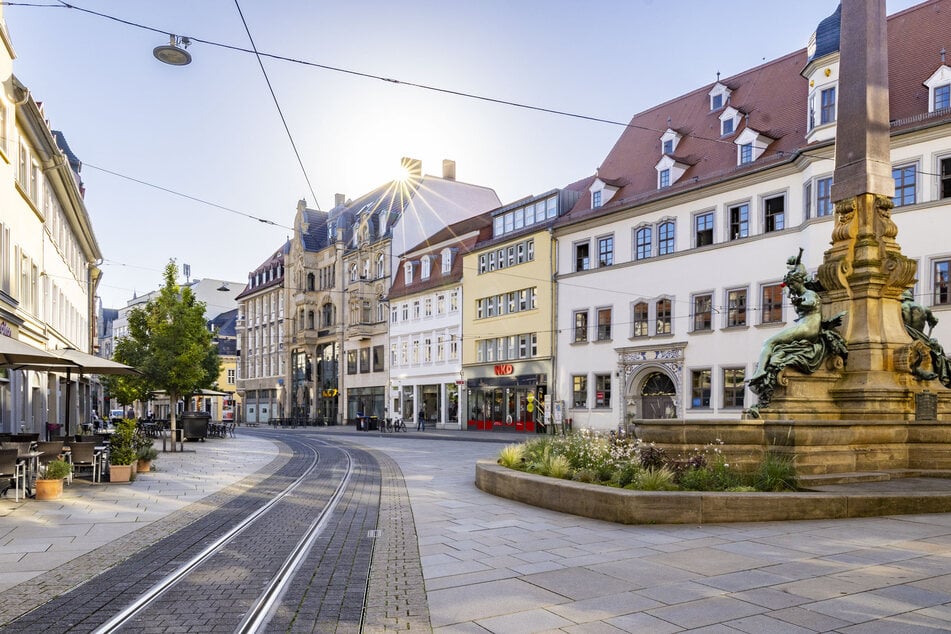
xmin=656 ymin=298 xmax=671 ymax=335
xmin=573 ymin=310 xmax=589 ymax=343
xmin=935 ymin=260 xmax=951 ymax=306
xmin=659 ymin=169 xmax=670 ymax=188
xmin=596 ymin=308 xmax=612 ymax=341
xmin=820 ymin=86 xmax=836 ymax=124
xmin=658 ymin=221 xmax=675 ymax=256
xmin=893 ymin=164 xmax=916 ymax=207
xmin=635 ymin=226 xmax=652 ymax=260
xmin=359 ymin=347 xmax=370 ymax=373
xmin=691 ymin=369 xmax=711 ymax=408
xmin=413 ymin=300 xmax=420 ymax=319
xmin=595 ymin=375 xmax=611 ymax=409
xmin=941 ymin=158 xmax=951 ymax=199
xmin=729 ymin=203 xmax=749 ymax=240
xmin=936 ymin=84 xmax=951 ymax=111
xmin=721 ymin=118 xmax=734 ymax=136
xmin=739 ymin=143 xmax=753 ymax=164
xmin=404 ymin=263 xmax=413 ymax=284
xmin=662 ymin=139 xmax=673 ymax=155
xmin=441 ymin=249 xmax=452 ymax=274
xmin=592 ymin=190 xmax=602 ymax=208
xmin=424 ymin=297 xmax=432 ymax=317
xmin=761 ymin=284 xmax=783 ymax=324
xmin=693 ymin=294 xmax=713 ymax=331
xmin=764 ymin=195 xmax=785 ymax=232
xmin=378 ymin=254 xmax=386 ymax=278
xmin=346 ymin=350 xmax=357 ymax=374
xmin=816 ymin=177 xmax=833 ymax=217
xmin=401 ymin=303 xmax=409 ymax=320
xmin=723 ymin=368 xmax=746 ymax=408
xmin=227 ymin=369 xmax=235 ymax=384
xmin=574 ymin=242 xmax=590 ymax=271
xmin=711 ymin=93 xmax=723 ymax=110
xmin=695 ymin=212 xmax=714 ymax=247
xmin=598 ymin=236 xmax=614 ymax=267
xmin=421 ymin=257 xmax=431 ymax=279
xmin=572 ymin=375 xmax=588 ymax=408
xmin=632 ymin=302 xmax=649 ymax=337
xmin=727 ymin=288 xmax=747 ymax=327
xmin=306 ymin=273 xmax=315 ymax=291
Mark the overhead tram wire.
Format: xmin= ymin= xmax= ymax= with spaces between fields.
xmin=83 ymin=162 xmax=292 ymax=230
xmin=14 ymin=1 xmax=945 ymax=183
xmin=232 ymin=0 xmax=320 ymax=211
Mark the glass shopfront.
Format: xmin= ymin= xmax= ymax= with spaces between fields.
xmin=466 ymin=374 xmax=546 ymax=433
xmin=347 ymin=386 xmax=385 ymax=421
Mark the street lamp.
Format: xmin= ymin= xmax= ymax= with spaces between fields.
xmin=153 ymin=35 xmax=192 ymax=66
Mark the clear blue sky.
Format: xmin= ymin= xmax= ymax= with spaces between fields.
xmin=2 ymin=0 xmax=922 ymax=308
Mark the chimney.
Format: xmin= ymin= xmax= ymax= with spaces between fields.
xmin=442 ymin=159 xmax=456 ymax=181
xmin=334 ymin=193 xmax=346 ymax=207
xmin=401 ymin=156 xmax=422 ymax=181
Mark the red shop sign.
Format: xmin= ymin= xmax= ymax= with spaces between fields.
xmin=494 ymin=364 xmax=514 ymax=376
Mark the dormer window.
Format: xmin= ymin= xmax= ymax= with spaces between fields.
xmin=924 ymin=66 xmax=951 ymax=112
xmin=654 ymin=155 xmax=689 ymax=189
xmin=662 ymin=140 xmax=673 ymax=155
xmin=708 ymin=82 xmax=731 ymax=111
xmin=719 ymin=107 xmax=740 ymax=136
xmin=377 ymin=253 xmax=385 ymax=278
xmin=421 ymin=256 xmax=431 ymax=279
xmin=660 ymin=128 xmax=681 ymax=156
xmin=404 ymin=262 xmax=413 ymax=284
xmin=734 ymin=128 xmax=773 ymax=166
xmin=589 ymin=177 xmax=621 ymax=209
xmin=441 ymin=248 xmax=452 ymax=274
xmin=378 ymin=210 xmax=387 ymax=237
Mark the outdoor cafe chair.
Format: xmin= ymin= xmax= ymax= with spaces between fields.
xmin=0 ymin=448 xmax=25 ymax=502
xmin=66 ymin=441 xmax=101 ymax=483
xmin=36 ymin=441 xmax=70 ymax=484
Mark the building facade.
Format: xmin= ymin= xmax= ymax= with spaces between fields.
xmin=552 ymin=1 xmax=951 ymax=431
xmin=388 ymin=215 xmax=489 ymax=429
xmin=461 ymin=187 xmax=584 ymax=433
xmin=0 ymin=7 xmax=103 ymax=434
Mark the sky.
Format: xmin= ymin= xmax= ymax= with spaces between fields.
xmin=2 ymin=0 xmax=924 ymax=308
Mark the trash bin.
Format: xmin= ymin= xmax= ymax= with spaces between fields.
xmin=181 ymin=411 xmax=211 ymax=441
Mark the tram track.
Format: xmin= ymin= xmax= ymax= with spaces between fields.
xmin=4 ymin=432 xmax=381 ymax=633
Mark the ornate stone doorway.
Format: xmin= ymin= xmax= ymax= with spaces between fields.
xmin=640 ymin=372 xmax=677 ymax=419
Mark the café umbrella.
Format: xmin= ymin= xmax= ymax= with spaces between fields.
xmin=0 ymin=336 xmax=76 ymax=368
xmin=51 ymin=348 xmax=140 ymax=437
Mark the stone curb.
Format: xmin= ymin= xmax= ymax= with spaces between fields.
xmin=475 ymin=460 xmax=951 ymax=524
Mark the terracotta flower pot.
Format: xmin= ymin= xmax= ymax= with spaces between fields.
xmin=136 ymin=459 xmax=152 ymax=473
xmin=109 ymin=464 xmax=134 ymax=483
xmin=35 ymin=478 xmax=64 ymax=500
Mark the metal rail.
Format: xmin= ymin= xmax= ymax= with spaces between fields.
xmin=94 ymin=437 xmax=353 ymax=633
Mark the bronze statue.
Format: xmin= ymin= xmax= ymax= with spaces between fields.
xmin=900 ymin=289 xmax=951 ymax=386
xmin=748 ymin=251 xmax=848 ymax=417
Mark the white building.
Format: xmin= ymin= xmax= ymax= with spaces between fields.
xmin=553 ymin=1 xmax=951 ymax=431
xmin=0 ymin=5 xmax=103 ymax=434
xmin=388 ymin=214 xmax=488 ymax=429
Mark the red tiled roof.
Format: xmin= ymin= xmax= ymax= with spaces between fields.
xmin=561 ymin=0 xmax=951 ymax=225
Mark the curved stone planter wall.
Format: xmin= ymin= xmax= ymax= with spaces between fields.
xmin=475 ymin=461 xmax=951 ymax=524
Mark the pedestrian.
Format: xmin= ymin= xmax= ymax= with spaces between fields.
xmin=417 ymin=408 xmax=425 ymax=431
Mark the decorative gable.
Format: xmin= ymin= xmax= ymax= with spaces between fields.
xmin=708 ymin=82 xmax=731 ymax=111
xmin=924 ymin=65 xmax=951 ymax=112
xmin=734 ymin=127 xmax=773 ymax=166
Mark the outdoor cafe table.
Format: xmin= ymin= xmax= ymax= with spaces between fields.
xmin=17 ymin=451 xmax=42 ymax=497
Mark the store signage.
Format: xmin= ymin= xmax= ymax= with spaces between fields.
xmin=494 ymin=364 xmax=514 ymax=376
xmin=321 ymin=388 xmax=338 ymax=397
xmin=0 ymin=322 xmax=11 ymax=337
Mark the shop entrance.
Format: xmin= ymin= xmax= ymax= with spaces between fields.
xmin=640 ymin=372 xmax=677 ymax=419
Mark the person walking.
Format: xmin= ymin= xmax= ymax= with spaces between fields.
xmin=417 ymin=408 xmax=425 ymax=431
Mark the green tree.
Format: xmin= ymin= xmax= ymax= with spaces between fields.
xmin=113 ymin=261 xmax=220 ymax=449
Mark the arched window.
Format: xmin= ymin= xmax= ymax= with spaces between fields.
xmin=322 ymin=303 xmax=335 ymax=327
xmin=362 ymin=259 xmax=370 ymax=279
xmin=306 ymin=273 xmax=315 ymax=291
xmin=377 ymin=253 xmax=385 ymax=278
xmin=350 ymin=263 xmax=358 ymax=282
xmin=307 ymin=310 xmax=315 ymax=329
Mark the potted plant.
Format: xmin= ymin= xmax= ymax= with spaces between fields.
xmin=136 ymin=443 xmax=158 ymax=473
xmin=108 ymin=418 xmax=138 ymax=483
xmin=35 ymin=459 xmax=72 ymax=500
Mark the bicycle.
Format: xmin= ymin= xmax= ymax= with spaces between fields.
xmin=392 ymin=416 xmax=407 ymax=432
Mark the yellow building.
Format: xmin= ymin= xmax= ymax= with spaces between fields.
xmin=461 ymin=185 xmax=587 ymax=433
